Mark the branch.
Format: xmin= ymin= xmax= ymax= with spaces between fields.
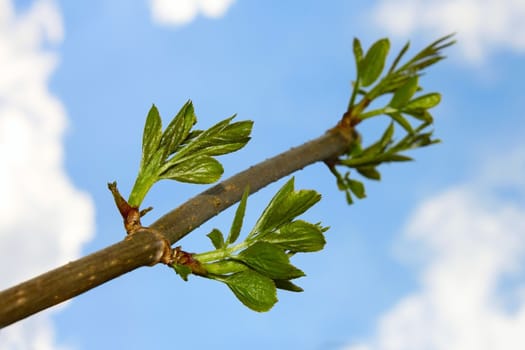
xmin=0 ymin=34 xmax=455 ymax=326
xmin=0 ymin=125 xmax=352 ymax=328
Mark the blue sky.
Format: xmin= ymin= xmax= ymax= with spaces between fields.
xmin=1 ymin=0 xmax=525 ymax=349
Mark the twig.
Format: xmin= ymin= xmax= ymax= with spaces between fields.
xmin=0 ymin=125 xmax=352 ymax=328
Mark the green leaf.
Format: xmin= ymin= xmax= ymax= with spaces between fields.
xmin=159 ymin=100 xmax=196 ymax=158
xmin=236 ymin=242 xmax=305 ymax=280
xmin=348 ymin=179 xmax=366 ymax=199
xmin=353 ymin=37 xmax=364 ymax=66
xmin=164 ymin=116 xmax=231 ymax=164
xmin=411 ymin=55 xmax=444 ymax=72
xmin=357 ymin=166 xmax=381 ymax=180
xmin=359 ymin=38 xmax=390 ymax=87
xmin=201 ymin=120 xmax=253 ymax=156
xmin=262 ymin=220 xmax=326 ymax=252
xmin=379 ymin=123 xmax=395 ymax=149
xmin=406 ymin=93 xmax=441 ymax=110
xmin=345 ymin=190 xmax=354 ymax=204
xmin=403 ymin=108 xmax=434 ymax=123
xmin=360 ymin=123 xmax=394 ymax=157
xmin=223 ymin=270 xmax=277 ymax=312
xmin=348 ymin=139 xmax=364 ymax=157
xmin=227 ymin=186 xmax=249 ymax=245
xmin=329 ymin=168 xmax=357 ymax=205
xmin=380 ymin=154 xmax=413 ymax=162
xmin=389 ymin=76 xmax=419 ymax=108
xmin=397 ymin=34 xmax=455 ymax=77
xmin=388 ymin=112 xmax=414 ymax=134
xmin=274 ymin=279 xmax=303 ymax=292
xmin=141 ymin=104 xmax=163 ymax=169
xmin=172 ymin=264 xmax=192 ymax=281
xmin=249 ymin=178 xmax=321 ymax=238
xmin=207 ymin=229 xmax=225 ymax=249
xmin=168 ymin=117 xmax=251 ymax=164
xmin=388 ymin=41 xmax=410 ymax=73
xmin=409 ymin=132 xmax=440 ymax=149
xmin=160 ymin=155 xmax=223 ymax=184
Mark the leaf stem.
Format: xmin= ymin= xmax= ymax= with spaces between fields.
xmin=347 ymin=80 xmax=360 ymax=113
xmin=193 ymin=240 xmax=250 ymax=263
xmin=127 ymin=171 xmax=157 ymax=208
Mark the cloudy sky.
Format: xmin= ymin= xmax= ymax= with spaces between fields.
xmin=1 ymin=0 xmax=524 ymax=349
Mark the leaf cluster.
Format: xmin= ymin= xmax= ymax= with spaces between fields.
xmin=128 ymin=101 xmax=253 ymax=207
xmin=350 ymin=34 xmax=454 ymax=108
xmin=331 ymin=122 xmax=438 ymax=203
xmin=171 ymin=178 xmax=327 ymax=312
xmin=332 ymin=35 xmax=454 ymax=204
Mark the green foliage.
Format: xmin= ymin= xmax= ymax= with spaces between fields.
xmin=218 ymin=271 xmax=277 ymax=312
xmin=247 ymin=178 xmax=321 ymax=240
xmin=128 ymin=101 xmax=253 ymax=207
xmin=236 ymin=242 xmax=305 ymax=280
xmin=114 ymin=35 xmax=453 ymax=314
xmin=358 ymin=38 xmax=390 ymax=87
xmin=171 ymin=178 xmax=327 ymax=312
xmin=332 ymin=34 xmax=454 ymax=204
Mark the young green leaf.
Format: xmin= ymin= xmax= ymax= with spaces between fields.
xmin=141 ymin=104 xmax=163 ymax=169
xmin=168 ymin=117 xmax=233 ymax=161
xmin=222 ymin=270 xmax=277 ymax=312
xmin=348 ymin=138 xmax=364 ymax=157
xmin=249 ymin=178 xmax=321 ymax=238
xmin=173 ymin=129 xmax=202 ymax=152
xmin=409 ymin=132 xmax=440 ymax=149
xmin=358 ymin=123 xmax=394 ymax=157
xmin=159 ymin=100 xmax=196 ymax=158
xmin=356 ymin=166 xmax=381 ymax=180
xmin=335 ymin=171 xmax=348 ymax=190
xmin=262 ymin=220 xmax=326 ymax=252
xmin=389 ymin=76 xmax=419 ymax=109
xmin=405 ymin=93 xmax=441 ymax=110
xmin=236 ymin=242 xmax=305 ymax=280
xmin=353 ymin=37 xmax=364 ymax=67
xmin=162 ymin=118 xmax=252 ymax=170
xmin=160 ymin=155 xmax=223 ymax=184
xmin=274 ymin=279 xmax=304 ymax=292
xmin=348 ymin=178 xmax=366 ymax=199
xmin=379 ymin=154 xmax=413 ymax=162
xmin=396 ymin=34 xmax=455 ymax=77
xmin=403 ymin=108 xmax=434 ymax=123
xmin=345 ymin=190 xmax=354 ymax=204
xmin=359 ymin=38 xmax=390 ymax=87
xmin=227 ymin=186 xmax=249 ymax=245
xmin=172 ymin=264 xmax=192 ymax=281
xmin=388 ymin=112 xmax=414 ymax=134
xmin=388 ymin=40 xmax=410 ymax=73
xmin=199 ymin=120 xmax=253 ymax=156
xmin=207 ymin=229 xmax=225 ymax=249
xmin=379 ymin=123 xmax=395 ymax=149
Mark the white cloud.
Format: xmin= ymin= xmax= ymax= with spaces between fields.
xmin=0 ymin=0 xmax=94 ymax=348
xmin=0 ymin=317 xmax=71 ymax=350
xmin=343 ymin=151 xmax=525 ymax=349
xmin=149 ymin=0 xmax=235 ymax=26
xmin=370 ymin=0 xmax=525 ymax=63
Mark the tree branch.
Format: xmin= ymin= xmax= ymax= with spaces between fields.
xmin=0 ymin=125 xmax=353 ymax=328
